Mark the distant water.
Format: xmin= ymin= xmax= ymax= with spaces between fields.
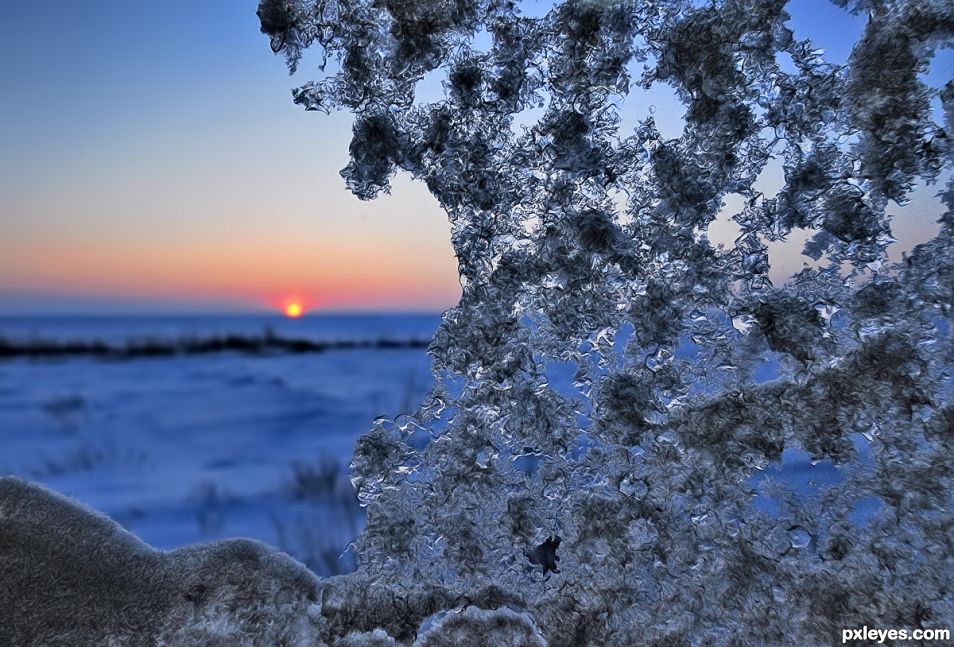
xmin=0 ymin=312 xmax=442 ymax=345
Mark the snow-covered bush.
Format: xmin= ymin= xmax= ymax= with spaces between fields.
xmin=259 ymin=0 xmax=954 ymax=644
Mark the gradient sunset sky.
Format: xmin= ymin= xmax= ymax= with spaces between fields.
xmin=1 ymin=0 xmax=951 ymax=314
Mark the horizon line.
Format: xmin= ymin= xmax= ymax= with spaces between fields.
xmin=0 ymin=308 xmax=447 ymax=317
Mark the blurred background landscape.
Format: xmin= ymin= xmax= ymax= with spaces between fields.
xmin=0 ymin=312 xmax=438 ymax=575
xmin=1 ymin=0 xmax=461 ymax=575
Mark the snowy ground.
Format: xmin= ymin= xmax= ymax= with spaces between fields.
xmin=0 ymin=314 xmax=437 ymax=575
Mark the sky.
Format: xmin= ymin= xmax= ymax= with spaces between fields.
xmin=0 ymin=0 xmax=950 ymax=314
xmin=1 ymin=0 xmax=459 ymax=314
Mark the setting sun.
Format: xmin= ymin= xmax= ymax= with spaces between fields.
xmin=284 ymin=302 xmax=303 ymax=318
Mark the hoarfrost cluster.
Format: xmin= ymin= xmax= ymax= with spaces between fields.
xmin=259 ymin=0 xmax=954 ymax=644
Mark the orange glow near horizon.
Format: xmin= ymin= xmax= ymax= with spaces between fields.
xmin=1 ymin=164 xmax=465 ymax=313
xmin=284 ymin=301 xmax=303 ymax=318
xmin=0 ymin=233 xmax=463 ymax=312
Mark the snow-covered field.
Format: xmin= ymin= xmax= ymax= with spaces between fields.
xmin=0 ymin=314 xmax=437 ymax=575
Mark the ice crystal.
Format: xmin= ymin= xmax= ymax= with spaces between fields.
xmin=260 ymin=0 xmax=954 ymax=644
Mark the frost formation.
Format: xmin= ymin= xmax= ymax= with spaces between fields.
xmin=260 ymin=0 xmax=954 ymax=644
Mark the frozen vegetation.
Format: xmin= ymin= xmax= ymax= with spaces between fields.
xmin=256 ymin=0 xmax=954 ymax=642
xmin=3 ymin=0 xmax=954 ymax=644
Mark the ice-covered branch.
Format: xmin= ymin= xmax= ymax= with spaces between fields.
xmin=252 ymin=0 xmax=954 ymax=642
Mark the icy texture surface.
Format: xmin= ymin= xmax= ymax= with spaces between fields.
xmin=259 ymin=0 xmax=954 ymax=643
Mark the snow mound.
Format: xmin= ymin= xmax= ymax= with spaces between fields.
xmin=0 ymin=477 xmax=320 ymax=646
